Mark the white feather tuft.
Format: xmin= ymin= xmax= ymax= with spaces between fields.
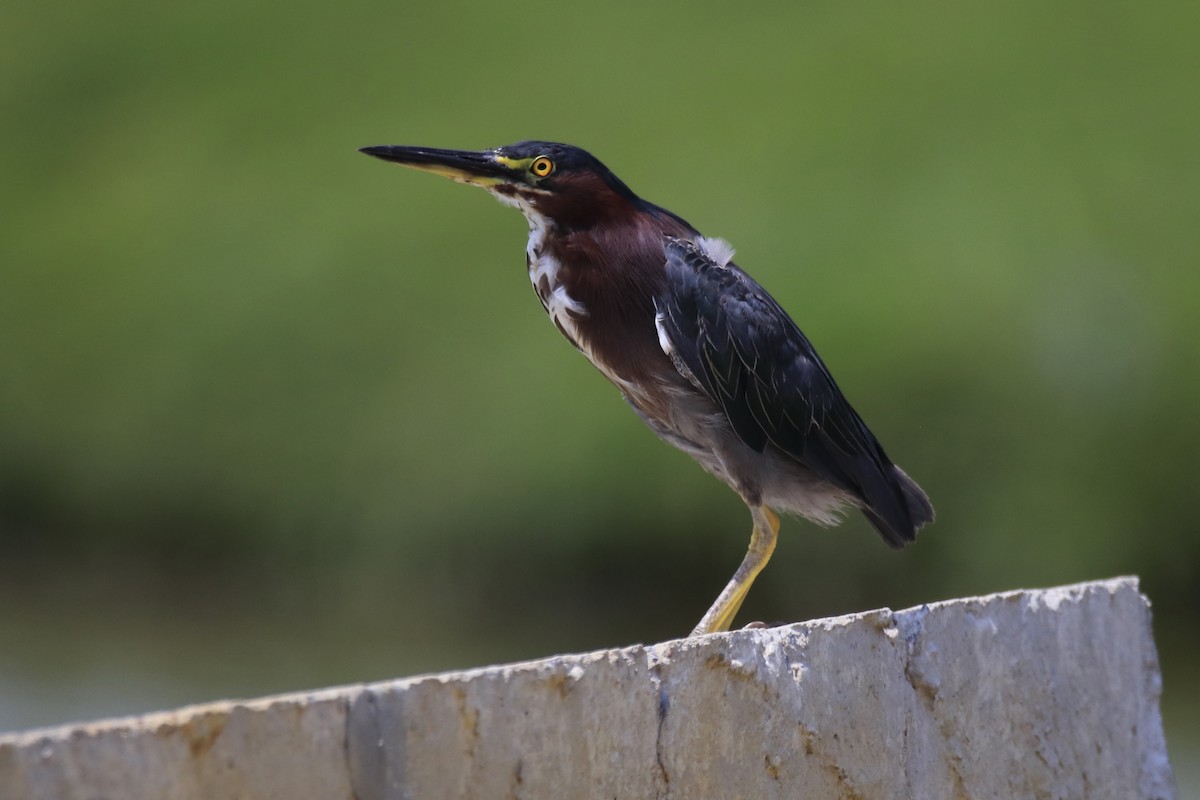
xmin=698 ymin=236 xmax=736 ymax=266
xmin=654 ymin=310 xmax=674 ymax=356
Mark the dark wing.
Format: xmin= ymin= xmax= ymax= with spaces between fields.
xmin=655 ymin=237 xmax=930 ymax=547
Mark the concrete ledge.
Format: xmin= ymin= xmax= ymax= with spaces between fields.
xmin=0 ymin=577 xmax=1177 ymax=799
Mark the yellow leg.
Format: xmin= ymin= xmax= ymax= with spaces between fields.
xmin=690 ymin=506 xmax=780 ymax=636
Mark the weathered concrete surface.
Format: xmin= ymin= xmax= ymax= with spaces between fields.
xmin=0 ymin=577 xmax=1176 ymax=799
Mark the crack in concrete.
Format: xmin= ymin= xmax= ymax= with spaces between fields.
xmin=505 ymin=757 xmax=524 ymax=800
xmin=647 ymin=657 xmax=672 ymax=798
xmin=344 ymin=690 xmax=383 ymax=800
xmin=797 ymin=723 xmax=866 ymax=800
xmin=451 ymin=686 xmax=481 ymax=762
xmin=898 ymin=609 xmax=969 ymax=799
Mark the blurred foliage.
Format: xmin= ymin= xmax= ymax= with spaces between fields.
xmin=1 ymin=0 xmax=1197 ymax=785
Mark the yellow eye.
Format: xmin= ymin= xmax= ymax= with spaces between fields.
xmin=530 ymin=156 xmax=554 ymax=177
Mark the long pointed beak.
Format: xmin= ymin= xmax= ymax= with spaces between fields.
xmin=358 ymin=145 xmax=515 ymax=187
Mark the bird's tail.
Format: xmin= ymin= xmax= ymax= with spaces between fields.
xmin=862 ymin=465 xmax=934 ymax=549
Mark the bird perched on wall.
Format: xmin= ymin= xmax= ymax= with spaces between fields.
xmin=360 ymin=141 xmax=933 ymax=636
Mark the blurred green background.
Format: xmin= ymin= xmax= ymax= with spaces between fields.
xmin=1 ymin=0 xmax=1196 ymax=787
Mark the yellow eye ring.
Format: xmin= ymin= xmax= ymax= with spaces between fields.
xmin=530 ymin=156 xmax=554 ymax=177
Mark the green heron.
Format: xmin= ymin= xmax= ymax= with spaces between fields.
xmin=360 ymin=141 xmax=933 ymax=636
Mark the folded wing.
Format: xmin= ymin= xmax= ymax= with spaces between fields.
xmin=654 ymin=237 xmax=932 ymax=547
